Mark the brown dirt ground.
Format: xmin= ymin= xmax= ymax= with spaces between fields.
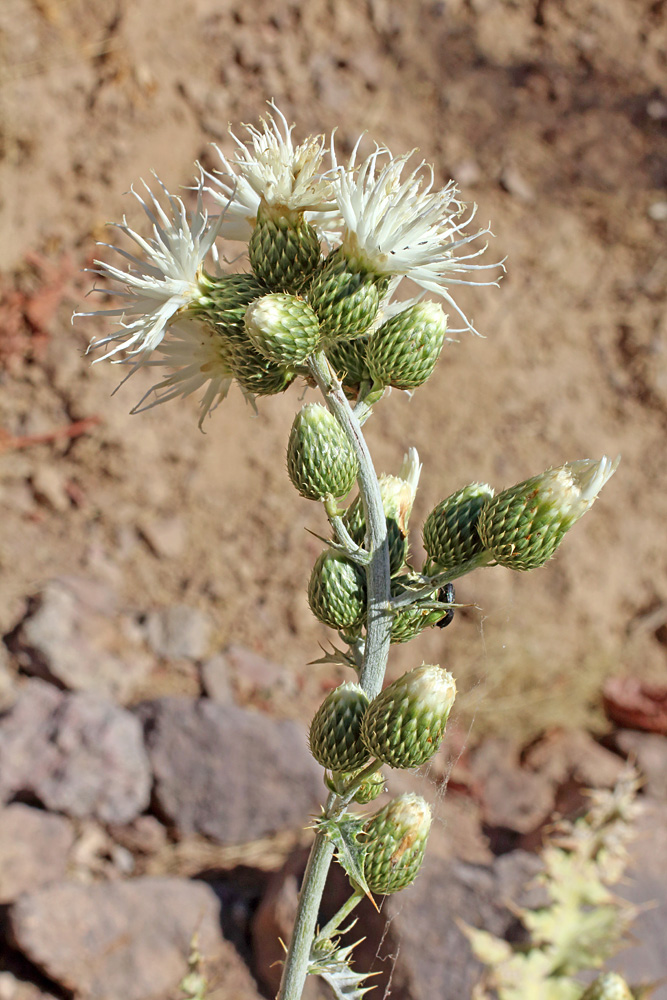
xmin=1 ymin=0 xmax=666 ymax=747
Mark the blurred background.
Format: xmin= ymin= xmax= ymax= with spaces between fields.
xmin=0 ymin=1 xmax=666 ymax=998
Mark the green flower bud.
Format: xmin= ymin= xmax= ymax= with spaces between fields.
xmin=423 ymin=483 xmax=494 ymax=576
xmin=367 ymin=300 xmax=447 ymax=390
xmin=308 ymin=250 xmax=387 ymax=342
xmin=287 ymin=403 xmax=359 ymax=501
xmin=477 ymin=456 xmax=620 ymax=571
xmin=245 ymin=293 xmax=321 ymax=366
xmin=389 ymin=577 xmax=447 ymax=644
xmin=194 ymin=273 xmax=268 ymax=345
xmin=580 ymin=973 xmax=633 ymax=1000
xmin=362 ymin=793 xmax=432 ymax=894
xmin=309 ymin=682 xmax=371 ymax=772
xmin=308 ymin=550 xmax=366 ymax=630
xmin=352 ymin=769 xmax=386 ymax=804
xmin=343 ymin=449 xmax=421 ymax=576
xmin=249 ymin=204 xmax=321 ymax=293
xmin=362 ymin=664 xmax=456 ymax=769
xmin=229 ymin=339 xmax=296 ymax=397
xmin=326 ymin=335 xmax=372 ymax=395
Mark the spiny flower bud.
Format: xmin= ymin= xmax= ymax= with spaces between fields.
xmin=245 ymin=292 xmax=321 ymax=366
xmin=423 ymin=483 xmax=494 ymax=576
xmin=287 ymin=403 xmax=359 ymax=501
xmin=477 ymin=456 xmax=620 ymax=571
xmin=308 ymin=683 xmax=371 ymax=773
xmin=580 ymin=973 xmax=633 ymax=1000
xmin=307 ymin=250 xmax=387 ymax=342
xmin=362 ymin=793 xmax=432 ymax=894
xmin=367 ymin=300 xmax=447 ymax=390
xmin=196 ymin=273 xmax=268 ymax=342
xmin=249 ymin=204 xmax=322 ymax=293
xmin=343 ymin=449 xmax=421 ymax=575
xmin=229 ymin=339 xmax=296 ymax=397
xmin=326 ymin=335 xmax=372 ymax=395
xmin=362 ymin=664 xmax=456 ymax=769
xmin=308 ymin=550 xmax=366 ymax=630
xmin=352 ymin=769 xmax=386 ymax=804
xmin=389 ymin=578 xmax=447 ymax=645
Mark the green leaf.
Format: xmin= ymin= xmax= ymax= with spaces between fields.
xmin=318 ymin=813 xmax=372 ymax=900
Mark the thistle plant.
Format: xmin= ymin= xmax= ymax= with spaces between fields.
xmin=80 ymin=104 xmax=620 ymax=1000
xmin=463 ymin=770 xmax=642 ymax=1000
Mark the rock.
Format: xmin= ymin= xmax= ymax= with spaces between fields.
xmin=5 ymin=578 xmax=152 ymax=700
xmin=217 ymin=643 xmax=297 ymax=703
xmin=142 ymin=605 xmax=213 ymax=660
xmin=8 ymin=877 xmax=262 ymax=1000
xmin=523 ymin=729 xmax=627 ymax=789
xmin=200 ymin=653 xmax=234 ymax=704
xmin=611 ymin=801 xmax=667 ymax=996
xmin=108 ymin=815 xmax=169 ymax=855
xmin=29 ymin=466 xmax=70 ymax=513
xmin=615 ymin=730 xmax=667 ymax=800
xmin=138 ymin=515 xmax=187 ymax=558
xmin=469 ymin=738 xmax=555 ymax=833
xmin=0 ymin=680 xmax=151 ymax=823
xmin=0 ymin=804 xmax=74 ymax=903
xmin=499 ymin=165 xmax=535 ymax=202
xmin=0 ymin=973 xmax=58 ymax=1000
xmin=0 ymin=643 xmax=17 ymax=711
xmin=138 ymin=697 xmax=323 ymax=842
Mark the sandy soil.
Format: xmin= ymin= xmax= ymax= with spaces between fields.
xmin=1 ymin=0 xmax=666 ymax=741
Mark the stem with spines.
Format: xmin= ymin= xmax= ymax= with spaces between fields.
xmin=276 ymin=350 xmax=392 ymax=1000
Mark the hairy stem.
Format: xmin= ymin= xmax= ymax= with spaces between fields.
xmin=277 ymin=351 xmax=392 ymax=1000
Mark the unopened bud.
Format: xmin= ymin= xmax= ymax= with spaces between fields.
xmin=287 ymin=403 xmax=359 ymax=501
xmin=367 ymin=301 xmax=447 ymax=390
xmin=423 ymin=483 xmax=494 ymax=575
xmin=362 ymin=664 xmax=456 ymax=769
xmin=195 ymin=272 xmax=268 ymax=342
xmin=362 ymin=793 xmax=432 ymax=894
xmin=326 ymin=335 xmax=372 ymax=395
xmin=308 ymin=549 xmax=366 ymax=630
xmin=229 ymin=339 xmax=296 ymax=397
xmin=389 ymin=577 xmax=449 ymax=644
xmin=249 ymin=204 xmax=321 ymax=293
xmin=477 ymin=456 xmax=620 ymax=571
xmin=343 ymin=449 xmax=421 ymax=575
xmin=309 ymin=683 xmax=371 ymax=773
xmin=308 ymin=250 xmax=386 ymax=342
xmin=352 ymin=769 xmax=386 ymax=804
xmin=580 ymin=973 xmax=633 ymax=1000
xmin=245 ymin=293 xmax=321 ymax=365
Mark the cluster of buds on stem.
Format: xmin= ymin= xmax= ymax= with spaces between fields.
xmin=80 ymin=103 xmax=621 ymax=1000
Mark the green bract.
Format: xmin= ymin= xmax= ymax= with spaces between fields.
xmin=308 ymin=549 xmax=367 ymax=630
xmin=367 ymin=300 xmax=447 ymax=390
xmin=362 ymin=793 xmax=431 ymax=894
xmin=361 ymin=664 xmax=456 ymax=769
xmin=422 ymin=482 xmax=494 ymax=576
xmin=477 ymin=458 xmax=619 ymax=571
xmin=308 ymin=683 xmax=371 ymax=773
xmin=308 ymin=250 xmax=386 ymax=342
xmin=249 ymin=204 xmax=322 ymax=293
xmin=287 ymin=403 xmax=359 ymax=501
xmin=245 ymin=292 xmax=321 ymax=366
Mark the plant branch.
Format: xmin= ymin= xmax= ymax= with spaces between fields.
xmin=277 ymin=351 xmax=393 ymax=1000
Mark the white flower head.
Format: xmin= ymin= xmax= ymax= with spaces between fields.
xmin=547 ymin=455 xmax=621 ymax=522
xmin=203 ymin=102 xmax=339 ymax=241
xmin=129 ymin=318 xmax=235 ymax=429
xmin=330 ymin=140 xmax=503 ymax=334
xmin=77 ymin=174 xmax=220 ymax=360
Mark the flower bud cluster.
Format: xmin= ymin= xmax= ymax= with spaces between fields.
xmin=82 ymin=104 xmax=501 ymax=425
xmin=309 ymin=664 xmax=456 ymax=775
xmin=424 ymin=457 xmax=619 ymax=576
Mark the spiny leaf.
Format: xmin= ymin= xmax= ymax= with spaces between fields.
xmin=318 ymin=813 xmax=373 ymax=902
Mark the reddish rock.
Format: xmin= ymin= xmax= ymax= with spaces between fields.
xmin=8 ymin=877 xmax=261 ymax=1000
xmin=138 ymin=697 xmax=323 ymax=843
xmin=0 ymin=680 xmax=151 ymax=823
xmin=0 ymin=804 xmax=74 ymax=903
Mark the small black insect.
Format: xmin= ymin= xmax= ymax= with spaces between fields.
xmin=436 ymin=582 xmax=455 ymax=628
